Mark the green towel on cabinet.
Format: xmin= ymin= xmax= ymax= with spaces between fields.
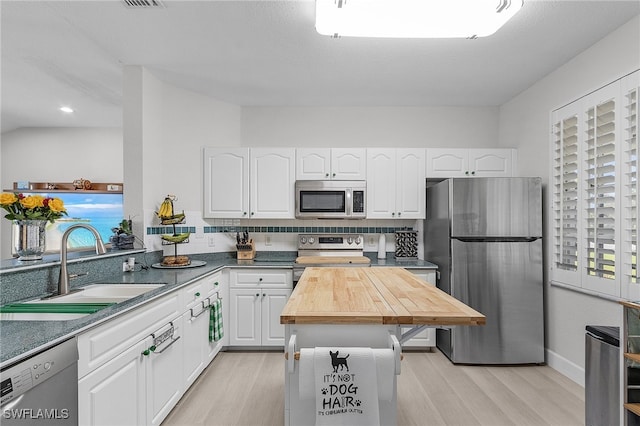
xmin=209 ymin=298 xmax=224 ymax=342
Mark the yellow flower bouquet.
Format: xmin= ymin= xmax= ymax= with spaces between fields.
xmin=0 ymin=192 xmax=68 ymax=223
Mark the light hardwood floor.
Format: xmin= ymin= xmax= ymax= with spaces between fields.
xmin=163 ymin=350 xmax=584 ymax=426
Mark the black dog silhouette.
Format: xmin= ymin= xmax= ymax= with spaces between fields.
xmin=329 ymin=350 xmax=349 ymax=372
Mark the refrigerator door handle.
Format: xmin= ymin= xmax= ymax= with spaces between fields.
xmin=453 ymin=237 xmax=540 ymax=243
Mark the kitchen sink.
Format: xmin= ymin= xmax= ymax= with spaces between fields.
xmin=0 ymin=284 xmax=164 ymax=321
xmin=39 ymin=283 xmax=165 ymax=303
xmin=0 ymin=312 xmax=92 ymax=321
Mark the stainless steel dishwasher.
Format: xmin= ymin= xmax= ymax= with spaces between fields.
xmin=1 ymin=338 xmax=78 ymax=425
xmin=585 ymin=325 xmax=619 ymax=426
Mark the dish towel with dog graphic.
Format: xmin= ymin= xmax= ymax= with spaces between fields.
xmin=298 ymin=348 xmax=395 ymax=402
xmin=209 ymin=298 xmax=224 ymax=342
xmin=313 ymin=347 xmax=380 ymax=426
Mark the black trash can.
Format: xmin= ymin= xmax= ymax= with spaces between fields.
xmin=585 ymin=325 xmax=619 ymax=426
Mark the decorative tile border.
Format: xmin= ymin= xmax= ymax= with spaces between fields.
xmin=146 ymin=225 xmax=414 ymax=235
xmin=146 ymin=226 xmax=197 ymax=235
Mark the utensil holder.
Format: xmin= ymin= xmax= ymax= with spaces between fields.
xmin=394 ymin=231 xmax=418 ymax=260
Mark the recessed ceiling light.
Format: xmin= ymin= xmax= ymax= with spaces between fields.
xmin=60 ymin=106 xmax=74 ymax=113
xmin=315 ymin=0 xmax=524 ymax=38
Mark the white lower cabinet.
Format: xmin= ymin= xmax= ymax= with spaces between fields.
xmin=402 ymin=269 xmax=437 ymax=348
xmin=229 ymin=268 xmax=292 ymax=347
xmin=147 ymin=316 xmax=184 ymax=426
xmin=182 ymin=307 xmax=207 ymax=389
xmin=78 ymin=338 xmax=148 ymax=426
xmin=229 ymin=288 xmax=291 ymax=346
xmin=77 ymin=270 xmax=227 ymax=426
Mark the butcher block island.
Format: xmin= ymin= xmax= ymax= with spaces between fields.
xmin=281 ymin=267 xmax=485 ymax=426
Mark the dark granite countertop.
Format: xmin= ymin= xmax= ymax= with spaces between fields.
xmin=0 ymin=251 xmax=437 ymax=367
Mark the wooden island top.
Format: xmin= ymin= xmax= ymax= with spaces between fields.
xmin=280 ymin=267 xmax=486 ymax=326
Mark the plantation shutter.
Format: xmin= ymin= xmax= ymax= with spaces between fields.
xmin=623 ymin=71 xmax=639 ymax=298
xmin=552 ymin=107 xmax=580 ymax=281
xmin=551 ymin=71 xmax=639 ymax=298
xmin=582 ymin=83 xmax=621 ymax=296
xmin=584 ymin=98 xmax=616 ymax=279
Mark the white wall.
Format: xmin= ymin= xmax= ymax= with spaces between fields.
xmin=242 ymin=106 xmax=499 ymax=148
xmin=121 ymin=67 xmax=243 ymax=253
xmin=0 ymin=127 xmax=122 ymax=258
xmin=498 ymin=15 xmax=640 ymax=384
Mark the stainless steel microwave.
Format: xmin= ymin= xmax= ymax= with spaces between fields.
xmin=295 ymin=180 xmax=366 ymax=219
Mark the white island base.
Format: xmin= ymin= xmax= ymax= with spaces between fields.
xmin=284 ymin=324 xmax=402 ymax=426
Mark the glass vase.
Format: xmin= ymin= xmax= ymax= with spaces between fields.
xmin=13 ymin=219 xmax=47 ymax=260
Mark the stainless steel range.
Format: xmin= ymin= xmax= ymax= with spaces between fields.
xmin=293 ymin=234 xmax=370 ymax=286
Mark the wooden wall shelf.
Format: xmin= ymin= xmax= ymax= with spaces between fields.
xmin=7 ymin=182 xmax=123 ymax=194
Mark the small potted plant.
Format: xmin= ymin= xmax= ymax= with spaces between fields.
xmin=110 ymin=219 xmax=135 ymax=250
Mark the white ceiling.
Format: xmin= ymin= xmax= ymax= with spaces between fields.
xmin=1 ymin=0 xmax=639 ymax=134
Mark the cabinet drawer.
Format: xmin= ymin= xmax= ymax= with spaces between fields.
xmin=183 ymin=280 xmax=208 ymax=309
xmin=230 ymin=269 xmax=292 ymax=288
xmin=78 ymin=291 xmax=181 ymax=378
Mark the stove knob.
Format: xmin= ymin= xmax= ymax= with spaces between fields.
xmin=355 ymin=236 xmax=361 ymax=245
xmin=347 ymin=237 xmax=353 ymax=244
xmin=300 ymin=236 xmax=307 ymax=245
xmin=308 ymin=237 xmax=315 ymax=244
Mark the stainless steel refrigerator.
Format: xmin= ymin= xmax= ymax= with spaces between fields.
xmin=424 ymin=177 xmax=544 ymax=364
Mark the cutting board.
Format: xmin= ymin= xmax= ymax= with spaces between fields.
xmin=295 ymin=256 xmax=371 ymax=265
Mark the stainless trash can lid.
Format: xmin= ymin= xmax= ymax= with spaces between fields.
xmin=586 ymin=325 xmax=619 ymax=347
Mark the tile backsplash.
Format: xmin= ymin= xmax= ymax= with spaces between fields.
xmin=144 ymin=211 xmax=420 ymax=257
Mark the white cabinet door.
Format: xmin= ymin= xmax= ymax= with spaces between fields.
xmin=250 ymin=148 xmax=296 ymax=218
xmin=426 ymin=148 xmax=515 ymax=178
xmin=468 ymin=149 xmax=514 ymax=177
xmin=296 ymin=148 xmax=331 ymax=180
xmin=425 ymin=148 xmax=468 ymax=177
xmin=402 ymin=270 xmax=436 ymax=348
xmin=203 ymin=147 xmax=249 ymax=218
xmin=395 ymin=149 xmax=425 ymax=219
xmin=146 ymin=316 xmax=184 ymax=426
xmin=261 ymin=289 xmax=292 ymax=346
xmin=182 ymin=308 xmax=207 ymax=389
xmin=367 ymin=148 xmax=396 ymax=218
xmin=78 ymin=338 xmax=148 ymax=426
xmin=296 ymin=148 xmax=366 ymax=180
xmin=229 ymin=289 xmax=261 ymax=346
xmin=367 ymin=148 xmax=425 ymax=219
xmin=331 ymin=148 xmax=367 ymax=180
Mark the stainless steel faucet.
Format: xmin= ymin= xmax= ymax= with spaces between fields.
xmin=57 ymin=224 xmax=107 ymax=297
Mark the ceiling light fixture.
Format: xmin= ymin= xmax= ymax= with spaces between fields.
xmin=59 ymin=106 xmax=74 ymax=113
xmin=315 ymin=0 xmax=524 ymax=38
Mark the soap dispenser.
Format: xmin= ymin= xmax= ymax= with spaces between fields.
xmin=377 ymin=234 xmax=386 ymax=259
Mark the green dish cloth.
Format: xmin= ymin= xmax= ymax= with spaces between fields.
xmin=209 ymin=298 xmax=224 ymax=342
xmin=0 ymin=303 xmax=115 ymax=314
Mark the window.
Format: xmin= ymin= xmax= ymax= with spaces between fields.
xmin=11 ymin=192 xmax=125 ymax=254
xmin=551 ymin=70 xmax=639 ymax=299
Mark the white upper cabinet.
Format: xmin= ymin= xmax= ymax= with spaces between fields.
xmin=203 ymin=147 xmax=249 ymax=218
xmin=203 ymin=147 xmax=295 ymax=219
xmin=296 ymin=148 xmax=366 ymax=180
xmin=250 ymin=148 xmax=296 ymax=218
xmin=367 ymin=148 xmax=425 ymax=219
xmin=426 ymin=148 xmax=516 ymax=178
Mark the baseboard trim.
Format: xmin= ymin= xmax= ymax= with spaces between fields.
xmin=546 ymin=348 xmax=584 ymax=387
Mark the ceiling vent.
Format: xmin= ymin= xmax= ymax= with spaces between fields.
xmin=122 ymin=0 xmax=165 ymax=8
